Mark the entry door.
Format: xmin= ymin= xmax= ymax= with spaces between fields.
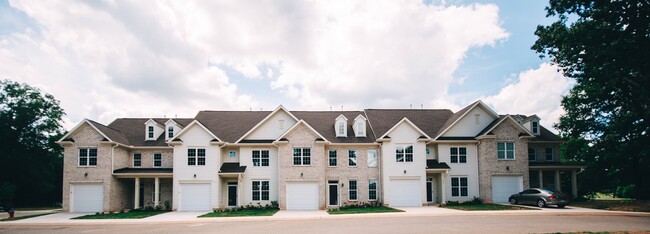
xmin=426 ymin=178 xmax=433 ymax=203
xmin=228 ymin=183 xmax=237 ymax=207
xmin=328 ymin=181 xmax=339 ymax=206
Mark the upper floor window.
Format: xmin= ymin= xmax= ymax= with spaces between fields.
xmin=153 ymin=153 xmax=162 ymax=167
xmin=450 ymin=147 xmax=467 ymax=163
xmin=78 ymin=148 xmax=97 ymax=167
xmin=335 ymin=115 xmax=348 ymax=137
xmin=328 ymin=150 xmax=337 ymax=167
xmin=545 ymin=148 xmax=553 ymax=161
xmin=368 ymin=150 xmax=377 ymax=167
xmin=133 ymin=153 xmax=142 ymax=167
xmin=451 ymin=177 xmax=468 ymax=197
xmin=337 ymin=122 xmax=346 ymax=137
xmin=497 ymin=142 xmax=515 ymax=160
xmin=188 ymin=148 xmax=206 ymax=166
xmin=229 ymin=151 xmax=236 ymax=158
xmin=148 ymin=126 xmax=154 ymax=139
xmin=348 ymin=150 xmax=357 ymax=167
xmin=396 ymin=145 xmax=413 ymax=162
xmin=528 ymin=148 xmax=536 ymax=161
xmin=532 ymin=121 xmax=539 ymax=134
xmin=252 ymin=150 xmax=270 ymax=167
xmin=167 ymin=126 xmax=174 ymax=138
xmin=293 ymin=148 xmax=311 ymax=166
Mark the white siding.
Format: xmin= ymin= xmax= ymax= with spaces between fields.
xmin=146 ymin=122 xmax=165 ymax=141
xmin=247 ymin=111 xmax=297 ymax=140
xmin=239 ymin=147 xmax=279 ymax=206
xmin=443 ymin=107 xmax=497 ymax=136
xmin=438 ymin=144 xmax=480 ymax=202
xmin=380 ymin=123 xmax=427 ymax=206
xmin=172 ymin=125 xmax=221 ymax=210
xmin=222 ymin=147 xmax=239 ymax=163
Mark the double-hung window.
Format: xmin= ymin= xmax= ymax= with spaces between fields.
xmin=328 ymin=150 xmax=337 ymax=167
xmin=497 ymin=142 xmax=515 ymax=160
xmin=451 ymin=177 xmax=468 ymax=197
xmin=396 ymin=145 xmax=413 ymax=162
xmin=348 ymin=150 xmax=357 ymax=167
xmin=252 ymin=150 xmax=270 ymax=167
xmin=187 ymin=148 xmax=206 ymax=166
xmin=252 ymin=180 xmax=270 ymax=201
xmin=133 ymin=153 xmax=142 ymax=167
xmin=450 ymin=147 xmax=467 ymax=163
xmin=167 ymin=126 xmax=174 ymax=138
xmin=528 ymin=148 xmax=536 ymax=161
xmin=545 ymin=148 xmax=553 ymax=161
xmin=153 ymin=153 xmax=162 ymax=167
xmin=348 ymin=180 xmax=357 ymax=200
xmin=293 ymin=148 xmax=311 ymax=166
xmin=368 ymin=179 xmax=377 ymax=200
xmin=78 ymin=148 xmax=97 ymax=166
xmin=532 ymin=121 xmax=539 ymax=134
xmin=148 ymin=126 xmax=154 ymax=139
xmin=367 ymin=150 xmax=377 ymax=167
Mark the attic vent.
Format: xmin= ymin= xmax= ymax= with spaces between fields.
xmin=475 ymin=114 xmax=481 ymax=124
xmin=279 ymin=119 xmax=285 ymax=130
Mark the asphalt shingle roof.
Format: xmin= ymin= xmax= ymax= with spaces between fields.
xmin=194 ymin=111 xmax=271 ymax=143
xmin=107 ymin=118 xmax=193 ymax=146
xmin=292 ymin=111 xmax=375 ymax=143
xmin=363 ymin=109 xmax=453 ymax=139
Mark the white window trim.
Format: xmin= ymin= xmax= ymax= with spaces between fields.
xmin=167 ymin=126 xmax=174 ymax=139
xmin=147 ymin=125 xmax=155 ymax=140
xmin=348 ymin=180 xmax=358 ymax=201
xmin=497 ymin=142 xmax=516 ymax=160
xmin=153 ymin=153 xmax=162 ymax=168
xmin=368 ymin=179 xmax=378 ymax=201
xmin=252 ymin=149 xmax=270 ymax=167
xmin=396 ymin=145 xmax=414 ymax=163
xmin=77 ymin=147 xmax=98 ymax=167
xmin=133 ymin=153 xmax=142 ymax=168
xmin=187 ymin=147 xmax=206 ymax=166
xmin=292 ymin=148 xmax=311 ymax=166
xmin=532 ymin=121 xmax=540 ymax=135
xmin=252 ymin=180 xmax=270 ymax=201
xmin=348 ymin=149 xmax=357 ymax=167
xmin=354 ymin=121 xmax=366 ymax=137
xmin=367 ymin=150 xmax=377 ymax=168
xmin=450 ymin=147 xmax=467 ymax=164
xmin=229 ymin=151 xmax=237 ymax=158
xmin=451 ymin=176 xmax=469 ymax=197
xmin=328 ymin=150 xmax=337 ymax=167
xmin=545 ymin=148 xmax=554 ymax=161
xmin=336 ymin=121 xmax=347 ymax=137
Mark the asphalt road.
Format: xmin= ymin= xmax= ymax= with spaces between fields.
xmin=1 ymin=214 xmax=649 ymax=234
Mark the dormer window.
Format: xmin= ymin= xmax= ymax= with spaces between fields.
xmin=352 ymin=115 xmax=367 ymax=137
xmin=335 ymin=114 xmax=348 ymax=137
xmin=148 ymin=126 xmax=154 ymax=139
xmin=168 ymin=126 xmax=174 ymax=138
xmin=357 ymin=122 xmax=364 ymax=136
xmin=532 ymin=121 xmax=539 ymax=135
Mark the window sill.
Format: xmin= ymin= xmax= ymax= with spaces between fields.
xmin=497 ymin=159 xmax=516 ymax=161
xmin=77 ymin=166 xmax=97 ymax=168
xmin=292 ymin=165 xmax=311 ymax=167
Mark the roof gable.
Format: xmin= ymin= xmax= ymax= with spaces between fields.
xmin=476 ymin=115 xmax=534 ymax=137
xmin=235 ymin=105 xmax=299 ymax=143
xmin=276 ymin=119 xmax=329 ymax=143
xmin=435 ymin=100 xmax=499 ymax=139
xmin=378 ymin=117 xmax=430 ymax=140
xmin=169 ymin=120 xmax=222 ymax=142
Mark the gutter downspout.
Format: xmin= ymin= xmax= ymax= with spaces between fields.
xmin=378 ymin=143 xmax=383 ymax=205
xmin=111 ymin=143 xmax=119 ymax=174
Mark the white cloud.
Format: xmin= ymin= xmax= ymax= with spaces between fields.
xmin=0 ymin=0 xmax=510 ymax=128
xmin=483 ymin=63 xmax=574 ymax=130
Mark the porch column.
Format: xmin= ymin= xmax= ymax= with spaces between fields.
xmin=554 ymin=170 xmax=561 ymax=191
xmin=538 ymin=170 xmax=543 ymax=188
xmin=134 ymin=177 xmax=140 ymax=209
xmin=154 ymin=177 xmax=160 ymax=207
xmin=441 ymin=173 xmax=446 ymax=204
xmin=571 ymin=170 xmax=578 ymax=197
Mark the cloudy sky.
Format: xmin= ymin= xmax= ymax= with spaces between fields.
xmin=0 ymin=0 xmax=572 ymax=131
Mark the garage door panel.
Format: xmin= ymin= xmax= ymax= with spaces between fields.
xmin=286 ymin=183 xmax=318 ymax=210
xmin=492 ymin=176 xmax=523 ymax=203
xmin=390 ymin=179 xmax=421 ymax=207
xmin=180 ymin=183 xmax=211 ymax=211
xmin=71 ymin=183 xmax=104 ymax=213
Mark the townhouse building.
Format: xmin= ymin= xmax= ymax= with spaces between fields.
xmin=58 ymin=101 xmax=582 ymax=212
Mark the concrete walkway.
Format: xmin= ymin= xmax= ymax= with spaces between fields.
xmin=0 ymin=209 xmax=62 ymax=219
xmin=2 ymin=205 xmax=648 ymax=225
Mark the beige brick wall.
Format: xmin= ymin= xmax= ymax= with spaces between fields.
xmin=140 ymin=178 xmax=173 ymax=209
xmin=477 ymin=120 xmax=530 ymax=203
xmin=277 ymin=124 xmax=327 ymax=210
xmin=528 ymin=143 xmax=561 ymax=162
xmin=324 ymin=146 xmax=380 ymax=206
xmin=114 ymin=149 xmax=174 ymax=169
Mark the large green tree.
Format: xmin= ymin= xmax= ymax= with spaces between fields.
xmin=533 ymin=0 xmax=650 ymax=198
xmin=0 ymin=79 xmax=65 ymax=206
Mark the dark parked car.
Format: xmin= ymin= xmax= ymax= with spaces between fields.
xmin=508 ymin=188 xmax=571 ymax=208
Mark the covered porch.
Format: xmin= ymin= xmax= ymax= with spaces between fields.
xmin=218 ymin=162 xmax=247 ymax=208
xmin=426 ymin=159 xmax=450 ymax=205
xmin=113 ymin=168 xmax=173 ymax=210
xmin=529 ymin=162 xmax=584 ymax=198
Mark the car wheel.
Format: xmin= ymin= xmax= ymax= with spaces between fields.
xmin=557 ymin=204 xmax=566 ymax=208
xmin=537 ymin=199 xmax=546 ymax=208
xmin=509 ymin=198 xmax=518 ymax=205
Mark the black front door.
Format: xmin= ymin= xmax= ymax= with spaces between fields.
xmin=228 ymin=185 xmax=237 ymax=207
xmin=426 ymin=180 xmax=433 ymax=202
xmin=328 ymin=182 xmax=338 ymax=206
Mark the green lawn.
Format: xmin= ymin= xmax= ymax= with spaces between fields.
xmin=0 ymin=212 xmax=57 ymax=222
xmin=327 ymin=206 xmax=404 ymax=215
xmin=72 ymin=210 xmax=169 ymax=219
xmin=443 ymin=204 xmax=539 ymax=211
xmin=571 ymin=200 xmax=650 ymax=212
xmin=199 ymin=208 xmax=279 ymax=217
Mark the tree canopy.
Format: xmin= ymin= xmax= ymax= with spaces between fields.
xmin=533 ymin=0 xmax=650 ymax=198
xmin=0 ymin=79 xmax=65 ymax=206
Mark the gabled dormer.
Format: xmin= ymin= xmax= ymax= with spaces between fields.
xmin=164 ymin=119 xmax=182 ymax=140
xmin=352 ymin=114 xmax=367 ymax=137
xmin=144 ymin=119 xmax=164 ymax=141
xmin=335 ymin=114 xmax=348 ymax=137
xmin=525 ymin=115 xmax=541 ymax=135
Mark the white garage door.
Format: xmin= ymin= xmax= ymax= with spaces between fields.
xmin=286 ymin=182 xmax=318 ymax=210
xmin=180 ymin=183 xmax=211 ymax=211
xmin=492 ymin=176 xmax=523 ymax=203
xmin=71 ymin=183 xmax=104 ymax=213
xmin=390 ymin=179 xmax=421 ymax=207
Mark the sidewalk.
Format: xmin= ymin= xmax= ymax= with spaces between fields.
xmin=0 ymin=209 xmax=62 ymax=219
xmin=2 ymin=206 xmax=648 ymax=225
